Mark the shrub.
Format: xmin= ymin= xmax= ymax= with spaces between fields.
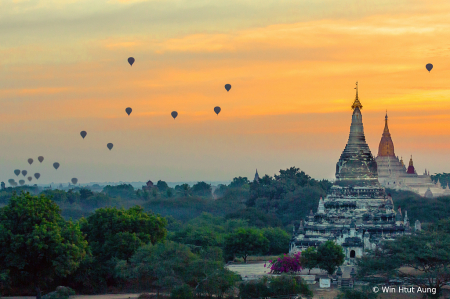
xmin=42 ymin=286 xmax=75 ymax=299
xmin=267 ymin=252 xmax=302 ymax=274
xmin=171 ymin=284 xmax=194 ymax=299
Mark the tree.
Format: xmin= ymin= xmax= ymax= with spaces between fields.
xmin=0 ymin=192 xmax=88 ymax=299
xmin=316 ymin=241 xmax=345 ymax=275
xmin=239 ymin=275 xmax=312 ymax=299
xmin=262 ymin=227 xmax=290 ymax=255
xmin=116 ymin=241 xmax=199 ymax=298
xmin=224 ymin=228 xmax=269 ymax=263
xmin=157 ymin=180 xmax=169 ymax=192
xmin=267 ymin=253 xmax=302 ymax=274
xmin=192 ymin=182 xmax=212 ymax=197
xmin=102 ymin=184 xmax=136 ymax=199
xmin=79 ymin=188 xmax=94 ymax=201
xmin=357 ymin=227 xmax=450 ymax=298
xmin=68 ymin=206 xmax=167 ymax=292
xmin=80 ymin=206 xmax=167 ymax=262
xmin=229 ymin=177 xmax=249 ymax=189
xmin=301 ymin=247 xmax=319 ymax=274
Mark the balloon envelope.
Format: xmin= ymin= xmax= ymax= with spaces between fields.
xmin=34 ymin=173 xmax=40 ymax=180
xmin=22 ymin=170 xmax=27 ymax=176
xmin=214 ymin=106 xmax=221 ymax=115
xmin=225 ymin=84 xmax=231 ymax=92
xmin=38 ymin=156 xmax=44 ymax=163
xmin=53 ymin=162 xmax=60 ymax=170
xmin=426 ymin=63 xmax=433 ymax=72
xmin=80 ymin=131 xmax=87 ymax=139
xmin=126 ymin=107 xmax=132 ymax=115
xmin=107 ymin=143 xmax=113 ymax=150
xmin=14 ymin=169 xmax=20 ymax=176
xmin=27 ymin=176 xmax=32 ymax=182
xmin=28 ymin=158 xmax=33 ymax=165
xmin=19 ymin=180 xmax=25 ymax=186
xmin=8 ymin=179 xmax=14 ymax=184
xmin=71 ymin=178 xmax=78 ymax=185
xmin=128 ymin=57 xmax=135 ymax=66
xmin=12 ymin=182 xmax=18 ymax=187
xmin=171 ymin=111 xmax=178 ymax=119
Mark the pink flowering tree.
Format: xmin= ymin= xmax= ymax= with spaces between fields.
xmin=265 ymin=252 xmax=302 ymax=274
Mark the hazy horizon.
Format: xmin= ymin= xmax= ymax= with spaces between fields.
xmin=2 ymin=0 xmax=449 ymax=185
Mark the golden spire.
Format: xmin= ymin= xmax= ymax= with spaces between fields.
xmin=383 ymin=110 xmax=389 ymax=134
xmin=351 ymin=81 xmax=363 ymax=110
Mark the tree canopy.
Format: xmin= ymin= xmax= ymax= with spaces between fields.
xmin=0 ymin=192 xmax=88 ymax=299
xmin=224 ymin=228 xmax=269 ymax=263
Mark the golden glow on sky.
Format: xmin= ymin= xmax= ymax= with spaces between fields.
xmin=1 ymin=0 xmax=450 ymax=183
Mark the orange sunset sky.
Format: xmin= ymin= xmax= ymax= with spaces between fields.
xmin=1 ymin=0 xmax=450 ymax=184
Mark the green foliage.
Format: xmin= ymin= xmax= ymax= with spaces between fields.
xmin=224 ymin=228 xmax=269 ymax=263
xmin=191 ymin=182 xmax=212 ymax=197
xmin=175 ymin=184 xmax=192 ymax=197
xmin=157 ymin=180 xmax=169 ymax=192
xmin=66 ymin=206 xmax=167 ymax=293
xmin=387 ymin=188 xmax=450 ymax=224
xmin=116 ymin=241 xmax=199 ymax=291
xmin=42 ymin=286 xmax=75 ymax=299
xmin=248 ymin=167 xmax=331 ymax=226
xmin=0 ymin=192 xmax=88 ymax=297
xmin=238 ymin=277 xmax=270 ymax=299
xmin=261 ymin=227 xmax=290 ymax=255
xmin=80 ymin=206 xmax=167 ymax=262
xmin=229 ymin=177 xmax=249 ymax=189
xmin=431 ymin=173 xmax=450 ymax=189
xmin=40 ymin=190 xmax=68 ymax=203
xmin=225 ymin=208 xmax=282 ymax=228
xmin=301 ymin=247 xmax=318 ymax=274
xmin=317 ymin=241 xmax=345 ymax=274
xmin=79 ymin=188 xmax=94 ymax=201
xmin=239 ymin=275 xmax=312 ymax=299
xmin=102 ymin=184 xmax=136 ymax=199
xmin=358 ymin=223 xmax=450 ymax=298
xmin=335 ymin=287 xmax=378 ymax=299
xmin=171 ymin=284 xmax=193 ymax=299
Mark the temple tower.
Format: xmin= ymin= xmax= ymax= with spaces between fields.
xmin=335 ymin=82 xmax=379 ymax=187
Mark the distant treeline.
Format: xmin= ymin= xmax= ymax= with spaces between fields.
xmin=1 ymin=168 xmax=450 ymax=229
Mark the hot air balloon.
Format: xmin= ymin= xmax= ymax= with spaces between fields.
xmin=426 ymin=63 xmax=433 ymax=72
xmin=22 ymin=170 xmax=27 ymax=176
xmin=128 ymin=57 xmax=135 ymax=66
xmin=171 ymin=111 xmax=178 ymax=119
xmin=28 ymin=158 xmax=33 ymax=165
xmin=14 ymin=169 xmax=20 ymax=176
xmin=53 ymin=162 xmax=60 ymax=170
xmin=214 ymin=106 xmax=221 ymax=115
xmin=12 ymin=182 xmax=18 ymax=187
xmin=71 ymin=178 xmax=78 ymax=185
xmin=38 ymin=156 xmax=44 ymax=163
xmin=27 ymin=176 xmax=32 ymax=182
xmin=19 ymin=180 xmax=25 ymax=186
xmin=107 ymin=143 xmax=113 ymax=150
xmin=225 ymin=84 xmax=231 ymax=92
xmin=8 ymin=179 xmax=15 ymax=185
xmin=80 ymin=131 xmax=87 ymax=139
xmin=34 ymin=173 xmax=40 ymax=180
xmin=126 ymin=107 xmax=132 ymax=115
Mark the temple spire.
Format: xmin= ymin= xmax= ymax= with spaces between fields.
xmin=351 ymin=81 xmax=363 ymax=110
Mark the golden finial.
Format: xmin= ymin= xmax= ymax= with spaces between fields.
xmin=351 ymin=81 xmax=363 ymax=110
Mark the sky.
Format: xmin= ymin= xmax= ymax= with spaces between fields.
xmin=1 ymin=0 xmax=450 ymax=185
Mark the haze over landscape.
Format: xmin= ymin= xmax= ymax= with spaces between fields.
xmin=1 ymin=0 xmax=450 ymax=184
